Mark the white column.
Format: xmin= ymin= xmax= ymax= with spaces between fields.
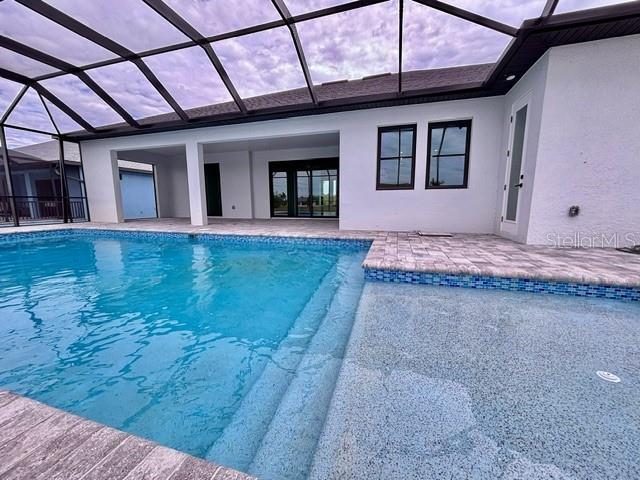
xmin=248 ymin=150 xmax=255 ymax=219
xmin=185 ymin=141 xmax=207 ymax=226
xmin=81 ymin=144 xmax=123 ymax=223
xmin=23 ymin=172 xmax=37 ymax=218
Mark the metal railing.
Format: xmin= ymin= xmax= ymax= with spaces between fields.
xmin=0 ymin=196 xmax=88 ymax=225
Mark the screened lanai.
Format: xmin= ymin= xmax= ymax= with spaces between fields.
xmin=0 ymin=0 xmax=639 ymax=226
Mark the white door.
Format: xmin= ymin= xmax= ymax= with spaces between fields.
xmin=500 ymin=94 xmax=530 ymax=235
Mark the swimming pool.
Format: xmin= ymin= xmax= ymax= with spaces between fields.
xmin=0 ymin=231 xmax=368 ymax=478
xmin=2 ymin=230 xmax=638 ymax=480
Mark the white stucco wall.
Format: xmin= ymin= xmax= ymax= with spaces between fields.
xmin=203 ymin=150 xmax=252 ymax=218
xmin=526 ymin=34 xmax=640 ymax=247
xmin=154 ymin=156 xmax=189 ymax=218
xmin=81 ymin=99 xmax=504 ymax=231
xmin=338 ymin=97 xmax=504 ymax=232
xmin=81 ymin=145 xmax=122 ymax=223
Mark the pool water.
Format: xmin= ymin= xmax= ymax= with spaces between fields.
xmin=312 ymin=282 xmax=640 ymax=480
xmin=0 ymin=232 xmax=367 ymax=477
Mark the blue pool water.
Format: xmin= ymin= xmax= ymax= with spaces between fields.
xmin=0 ymin=232 xmax=368 ymax=477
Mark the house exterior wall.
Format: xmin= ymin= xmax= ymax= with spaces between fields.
xmin=78 ymin=34 xmax=640 ymax=243
xmin=338 ymin=97 xmax=504 ymax=232
xmin=203 ymin=150 xmax=252 ymax=219
xmin=81 ymin=146 xmax=123 ymax=223
xmin=81 ymin=98 xmax=504 ymax=232
xmin=154 ymin=155 xmax=190 ymax=219
xmin=527 ymin=34 xmax=640 ymax=247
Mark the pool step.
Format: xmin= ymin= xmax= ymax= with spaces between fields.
xmin=204 ymin=261 xmax=343 ymax=471
xmin=246 ymin=256 xmax=365 ymax=480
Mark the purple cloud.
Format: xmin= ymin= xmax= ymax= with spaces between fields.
xmin=0 ymin=78 xmax=23 ymax=117
xmin=442 ymin=0 xmax=546 ymax=26
xmin=555 ymin=0 xmax=634 ymax=13
xmin=286 ymin=0 xmax=355 ymax=16
xmin=45 ymin=0 xmax=189 ymax=53
xmin=214 ymin=27 xmax=308 ymax=98
xmin=0 ymin=47 xmax=59 ymax=78
xmin=296 ymin=1 xmax=400 ymax=83
xmin=144 ymin=47 xmax=233 ymax=109
xmin=5 ymin=88 xmax=55 ymax=133
xmin=0 ymin=0 xmax=115 ymax=66
xmin=87 ymin=62 xmax=173 ymax=119
xmin=4 ymin=126 xmax=54 ymax=149
xmin=403 ymin=1 xmax=512 ymax=71
xmin=164 ymin=0 xmax=281 ymax=37
xmin=40 ymin=75 xmax=124 ymax=127
xmin=43 ymin=98 xmax=83 ymax=133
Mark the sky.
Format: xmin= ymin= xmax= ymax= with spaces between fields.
xmin=0 ymin=0 xmax=633 ymax=140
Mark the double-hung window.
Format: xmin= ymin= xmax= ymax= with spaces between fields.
xmin=376 ymin=125 xmax=416 ymax=190
xmin=426 ymin=120 xmax=471 ymax=189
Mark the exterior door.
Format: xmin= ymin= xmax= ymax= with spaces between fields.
xmin=204 ymin=163 xmax=222 ymax=217
xmin=501 ymin=95 xmax=530 ymax=235
xmin=269 ymin=159 xmax=338 ymax=218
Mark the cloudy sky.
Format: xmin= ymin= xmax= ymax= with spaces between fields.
xmin=0 ymin=0 xmax=632 ymax=142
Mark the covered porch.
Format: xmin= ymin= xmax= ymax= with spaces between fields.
xmin=95 ymin=132 xmax=340 ymax=228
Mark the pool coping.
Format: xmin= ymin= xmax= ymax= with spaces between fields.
xmin=0 ymin=390 xmax=254 ymax=479
xmin=1 ymin=224 xmax=639 ymax=301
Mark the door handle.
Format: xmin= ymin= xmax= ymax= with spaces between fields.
xmin=513 ymin=183 xmax=523 ymax=188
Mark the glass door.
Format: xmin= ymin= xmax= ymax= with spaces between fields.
xmin=501 ymin=95 xmax=530 ymax=235
xmin=271 ymin=170 xmax=290 ymax=217
xmin=269 ymin=159 xmax=338 ymax=218
xmin=311 ymin=169 xmax=338 ymax=217
xmin=296 ymin=170 xmax=311 ymax=216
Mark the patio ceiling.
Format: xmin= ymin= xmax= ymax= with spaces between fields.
xmin=0 ymin=0 xmax=639 ymax=143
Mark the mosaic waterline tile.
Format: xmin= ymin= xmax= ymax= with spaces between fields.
xmin=364 ymin=268 xmax=640 ymax=302
xmin=0 ymin=228 xmax=372 ymax=251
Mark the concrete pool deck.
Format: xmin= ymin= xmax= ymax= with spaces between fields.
xmin=0 ymin=391 xmax=254 ymax=480
xmin=2 ymin=217 xmax=639 ymax=289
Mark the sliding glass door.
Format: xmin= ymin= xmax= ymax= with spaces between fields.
xmin=270 ymin=159 xmax=338 ymax=218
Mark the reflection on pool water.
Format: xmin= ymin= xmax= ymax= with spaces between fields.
xmin=0 ymin=233 xmax=367 ymax=478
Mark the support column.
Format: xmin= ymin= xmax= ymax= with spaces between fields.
xmin=81 ymin=143 xmax=123 ymax=223
xmin=185 ymin=141 xmax=207 ymax=226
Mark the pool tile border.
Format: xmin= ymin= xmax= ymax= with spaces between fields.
xmin=0 ymin=227 xmax=372 ymax=250
xmin=364 ymin=268 xmax=640 ymax=302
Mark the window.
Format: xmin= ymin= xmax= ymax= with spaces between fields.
xmin=376 ymin=125 xmax=416 ymax=190
xmin=426 ymin=120 xmax=471 ymax=189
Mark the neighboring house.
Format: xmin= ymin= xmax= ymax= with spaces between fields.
xmin=3 ymin=141 xmax=87 ymax=222
xmin=117 ymin=160 xmax=157 ymax=220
